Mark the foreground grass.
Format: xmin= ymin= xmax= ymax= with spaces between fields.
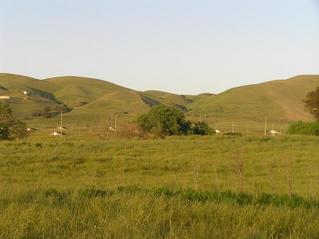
xmin=1 ymin=135 xmax=319 ymax=238
xmin=1 ymin=187 xmax=319 ymax=238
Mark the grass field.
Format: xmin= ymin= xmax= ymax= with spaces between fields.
xmin=1 ymin=135 xmax=319 ymax=238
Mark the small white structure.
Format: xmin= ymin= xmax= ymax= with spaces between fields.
xmin=23 ymin=91 xmax=28 ymax=95
xmin=0 ymin=96 xmax=10 ymax=100
xmin=109 ymin=126 xmax=116 ymax=132
xmin=27 ymin=128 xmax=32 ymax=132
xmin=215 ymin=129 xmax=222 ymax=134
xmin=50 ymin=131 xmax=61 ymax=136
xmin=270 ymin=130 xmax=280 ymax=137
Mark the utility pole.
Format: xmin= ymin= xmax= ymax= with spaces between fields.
xmin=60 ymin=111 xmax=63 ymax=140
xmin=264 ymin=117 xmax=267 ymax=136
xmin=199 ymin=113 xmax=202 ymax=122
xmin=110 ymin=113 xmax=113 ymax=128
xmin=114 ymin=113 xmax=118 ymax=133
xmin=232 ymin=120 xmax=235 ymax=133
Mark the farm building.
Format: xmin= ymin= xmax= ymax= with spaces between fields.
xmin=270 ymin=130 xmax=280 ymax=137
xmin=50 ymin=131 xmax=66 ymax=136
xmin=0 ymin=96 xmax=10 ymax=100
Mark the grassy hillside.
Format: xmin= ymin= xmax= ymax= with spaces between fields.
xmin=45 ymin=76 xmax=152 ymax=125
xmin=0 ymin=74 xmax=63 ymax=119
xmin=141 ymin=90 xmax=191 ymax=111
xmin=188 ymin=75 xmax=319 ymax=128
xmin=1 ymin=73 xmax=318 ymax=133
xmin=46 ymin=76 xmax=130 ymax=108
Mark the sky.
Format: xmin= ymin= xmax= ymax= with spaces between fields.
xmin=0 ymin=0 xmax=318 ymax=94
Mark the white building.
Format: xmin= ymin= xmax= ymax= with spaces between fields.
xmin=0 ymin=96 xmax=10 ymax=100
xmin=50 ymin=131 xmax=61 ymax=136
xmin=270 ymin=130 xmax=280 ymax=137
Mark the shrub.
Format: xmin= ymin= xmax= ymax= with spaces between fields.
xmin=32 ymin=106 xmax=51 ymax=118
xmin=0 ymin=103 xmax=13 ymax=122
xmin=191 ymin=121 xmax=214 ymax=135
xmin=137 ymin=105 xmax=192 ymax=137
xmin=138 ymin=106 xmax=215 ymax=137
xmin=8 ymin=120 xmax=28 ymax=139
xmin=0 ymin=103 xmax=28 ymax=140
xmin=304 ymin=87 xmax=319 ymax=120
xmin=0 ymin=123 xmax=9 ymax=140
xmin=32 ymin=104 xmax=71 ymax=118
xmin=287 ymin=121 xmax=319 ymax=136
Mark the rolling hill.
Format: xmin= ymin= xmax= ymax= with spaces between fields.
xmin=188 ymin=75 xmax=319 ymax=123
xmin=0 ymin=73 xmax=318 ymax=132
xmin=0 ymin=74 xmax=63 ymax=119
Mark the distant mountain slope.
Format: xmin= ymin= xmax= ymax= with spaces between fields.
xmin=0 ymin=73 xmax=57 ymax=92
xmin=0 ymin=74 xmax=63 ymax=118
xmin=46 ymin=77 xmax=152 ymax=122
xmin=141 ymin=90 xmax=191 ymax=111
xmin=46 ymin=76 xmax=129 ymax=108
xmin=188 ymin=75 xmax=319 ymax=123
xmin=0 ymin=74 xmax=170 ymax=122
xmin=0 ymin=73 xmax=318 ymax=127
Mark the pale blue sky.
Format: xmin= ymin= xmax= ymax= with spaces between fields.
xmin=0 ymin=0 xmax=318 ymax=94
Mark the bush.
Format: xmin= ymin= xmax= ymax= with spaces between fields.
xmin=32 ymin=106 xmax=51 ymax=118
xmin=192 ymin=121 xmax=214 ymax=135
xmin=0 ymin=103 xmax=28 ymax=140
xmin=287 ymin=121 xmax=319 ymax=136
xmin=0 ymin=123 xmax=9 ymax=140
xmin=32 ymin=104 xmax=71 ymax=118
xmin=8 ymin=120 xmax=28 ymax=139
xmin=137 ymin=105 xmax=192 ymax=137
xmin=0 ymin=103 xmax=13 ymax=122
xmin=137 ymin=106 xmax=214 ymax=137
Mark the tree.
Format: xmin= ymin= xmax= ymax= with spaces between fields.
xmin=0 ymin=123 xmax=9 ymax=140
xmin=192 ymin=121 xmax=214 ymax=135
xmin=0 ymin=103 xmax=13 ymax=122
xmin=137 ymin=105 xmax=192 ymax=137
xmin=137 ymin=105 xmax=214 ymax=137
xmin=0 ymin=103 xmax=28 ymax=140
xmin=304 ymin=87 xmax=319 ymax=120
xmin=8 ymin=120 xmax=28 ymax=139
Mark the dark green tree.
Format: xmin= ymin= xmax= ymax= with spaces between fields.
xmin=304 ymin=87 xmax=319 ymax=120
xmin=0 ymin=123 xmax=9 ymax=140
xmin=0 ymin=103 xmax=28 ymax=140
xmin=8 ymin=120 xmax=28 ymax=139
xmin=0 ymin=103 xmax=13 ymax=122
xmin=137 ymin=105 xmax=192 ymax=137
xmin=192 ymin=121 xmax=214 ymax=135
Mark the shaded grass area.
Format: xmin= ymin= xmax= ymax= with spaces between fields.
xmin=7 ymin=186 xmax=319 ymax=210
xmin=1 ymin=187 xmax=319 ymax=238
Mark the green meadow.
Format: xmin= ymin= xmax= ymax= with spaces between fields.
xmin=1 ymin=135 xmax=319 ymax=238
xmin=2 ymin=73 xmax=319 ymax=238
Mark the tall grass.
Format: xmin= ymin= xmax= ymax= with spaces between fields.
xmin=1 ymin=135 xmax=319 ymax=237
xmin=287 ymin=121 xmax=319 ymax=136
